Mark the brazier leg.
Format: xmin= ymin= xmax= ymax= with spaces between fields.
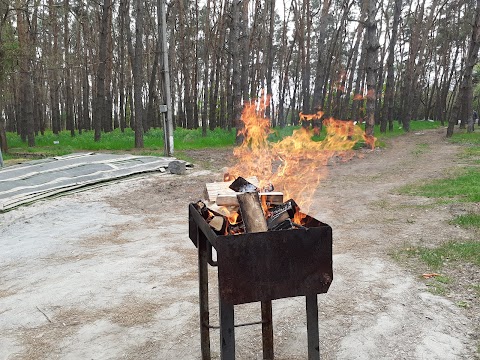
xmin=219 ymin=300 xmax=235 ymax=360
xmin=198 ymin=230 xmax=211 ymax=359
xmin=306 ymin=294 xmax=320 ymax=360
xmin=261 ymin=300 xmax=274 ymax=359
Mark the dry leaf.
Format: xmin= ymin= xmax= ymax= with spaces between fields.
xmin=422 ymin=273 xmax=441 ymax=279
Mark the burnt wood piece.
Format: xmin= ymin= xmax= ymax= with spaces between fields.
xmin=236 ymin=192 xmax=268 ymax=233
xmin=271 ymin=218 xmax=294 ymax=231
xmin=194 ymin=200 xmax=210 ymax=220
xmin=272 ymin=199 xmax=299 ymax=218
xmin=228 ymin=176 xmax=259 ymax=193
xmin=267 ymin=199 xmax=299 ymax=230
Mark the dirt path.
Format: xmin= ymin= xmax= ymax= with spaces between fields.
xmin=0 ymin=128 xmax=478 ymax=359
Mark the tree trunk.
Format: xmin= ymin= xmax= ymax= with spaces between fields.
xmin=16 ymin=0 xmax=35 ymax=146
xmin=49 ymin=0 xmax=61 ymax=134
xmin=265 ymin=0 xmax=275 ymax=120
xmin=364 ymin=0 xmax=379 ymax=142
xmin=94 ymin=0 xmax=111 ymax=142
xmin=240 ymin=0 xmax=250 ymax=103
xmin=202 ymin=0 xmax=210 ymax=135
xmin=133 ymin=0 xmax=144 ymax=147
xmin=312 ymin=0 xmax=332 ymax=112
xmin=447 ymin=0 xmax=480 ymax=137
xmin=382 ymin=0 xmax=401 ymax=132
xmin=64 ymin=0 xmax=75 ymax=137
xmin=301 ymin=0 xmax=312 ymax=114
xmin=232 ymin=0 xmax=243 ymax=144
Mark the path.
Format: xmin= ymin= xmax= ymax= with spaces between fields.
xmin=0 ymin=128 xmax=478 ymax=359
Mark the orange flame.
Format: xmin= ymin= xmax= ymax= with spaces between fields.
xmin=218 ymin=206 xmax=240 ymax=225
xmin=227 ymin=95 xmax=375 ymax=215
xmin=299 ymin=110 xmax=324 ymax=123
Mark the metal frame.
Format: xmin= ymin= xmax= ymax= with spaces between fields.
xmin=190 ymin=203 xmax=331 ymax=359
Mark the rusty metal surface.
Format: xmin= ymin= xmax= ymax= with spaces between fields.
xmin=189 ymin=204 xmax=333 ymax=305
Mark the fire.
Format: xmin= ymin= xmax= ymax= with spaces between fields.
xmin=226 ymin=95 xmax=375 ymax=215
xmin=218 ymin=206 xmax=240 ymax=225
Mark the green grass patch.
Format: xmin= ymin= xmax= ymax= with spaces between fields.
xmin=398 ymin=241 xmax=480 ymax=270
xmin=5 ymin=127 xmax=236 ymax=156
xmin=398 ymin=167 xmax=480 ymax=202
xmin=459 ymin=145 xmax=480 ymax=164
xmin=447 ymin=131 xmax=480 ymax=146
xmin=450 ymin=213 xmax=480 ymax=229
xmin=0 ymin=119 xmax=446 ymax=162
xmin=373 ymin=119 xmax=442 ymax=140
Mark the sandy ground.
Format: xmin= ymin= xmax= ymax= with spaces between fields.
xmin=0 ymin=128 xmax=478 ymax=359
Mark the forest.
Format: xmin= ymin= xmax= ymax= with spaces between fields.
xmin=0 ymin=0 xmax=479 ymax=152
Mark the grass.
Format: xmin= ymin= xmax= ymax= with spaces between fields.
xmin=3 ymin=119 xmax=444 ymax=156
xmin=450 ymin=214 xmax=480 ymax=229
xmin=4 ymin=127 xmax=236 ymax=158
xmin=398 ymin=167 xmax=480 ymax=202
xmin=399 ymin=241 xmax=480 ymax=270
xmin=395 ymin=240 xmax=480 ymax=302
xmin=373 ymin=119 xmax=442 ymax=139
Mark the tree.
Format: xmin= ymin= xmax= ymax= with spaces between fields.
xmin=94 ymin=0 xmax=111 ymax=142
xmin=132 ymin=0 xmax=144 ymax=147
xmin=447 ymin=0 xmax=480 ymax=136
xmin=364 ymin=0 xmax=379 ymax=141
xmin=381 ymin=0 xmax=401 ymax=132
xmin=16 ymin=0 xmax=34 ymax=146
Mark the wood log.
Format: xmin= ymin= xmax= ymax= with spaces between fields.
xmin=236 ymin=192 xmax=268 ymax=233
xmin=205 ymin=176 xmax=258 ymax=203
xmin=208 ymin=215 xmax=226 ymax=233
xmin=229 ymin=176 xmax=259 ymax=192
xmin=216 ymin=192 xmax=283 ymax=207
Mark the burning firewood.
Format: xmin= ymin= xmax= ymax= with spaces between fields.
xmin=216 ymin=191 xmax=283 ymax=207
xmin=267 ymin=199 xmax=300 ymax=231
xmin=196 ymin=177 xmax=308 ymax=235
xmin=204 ymin=176 xmax=259 ymax=203
xmin=228 ymin=176 xmax=259 ymax=193
xmin=236 ymin=192 xmax=268 ymax=233
xmin=205 ymin=176 xmax=283 ymax=207
xmin=209 ymin=216 xmax=226 ymax=233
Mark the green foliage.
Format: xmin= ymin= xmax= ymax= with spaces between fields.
xmin=373 ymin=120 xmax=442 ymax=140
xmin=398 ymin=167 xmax=480 ymax=202
xmin=5 ymin=127 xmax=236 ymax=156
xmin=173 ymin=127 xmax=235 ymax=149
xmin=0 ymin=22 xmax=20 ymax=84
xmin=448 ymin=131 xmax=480 ymax=146
xmin=398 ymin=241 xmax=480 ymax=270
xmin=449 ymin=214 xmax=480 ymax=229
